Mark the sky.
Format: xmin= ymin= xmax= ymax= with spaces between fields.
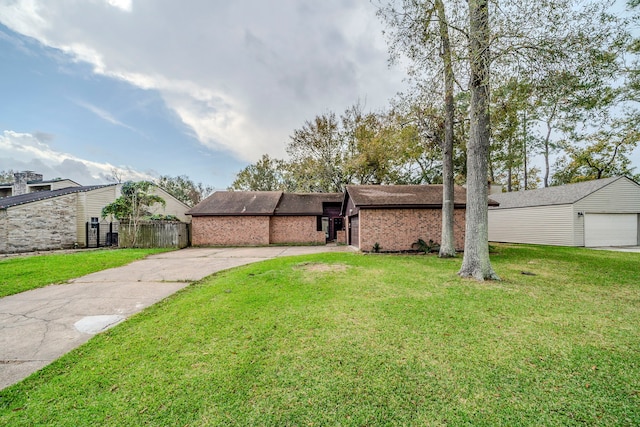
xmin=0 ymin=0 xmax=407 ymax=188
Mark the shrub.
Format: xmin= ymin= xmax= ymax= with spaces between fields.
xmin=412 ymin=238 xmax=440 ymax=254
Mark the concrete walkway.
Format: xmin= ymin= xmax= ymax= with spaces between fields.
xmin=589 ymin=246 xmax=640 ymax=253
xmin=0 ymin=246 xmax=353 ymax=390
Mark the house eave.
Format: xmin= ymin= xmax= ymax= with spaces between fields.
xmin=357 ymin=203 xmax=467 ymax=209
xmin=189 ymin=212 xmax=274 ymax=217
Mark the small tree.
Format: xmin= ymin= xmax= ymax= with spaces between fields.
xmin=101 ymin=181 xmax=166 ymax=247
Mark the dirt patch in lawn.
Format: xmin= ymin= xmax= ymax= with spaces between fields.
xmin=295 ymin=262 xmax=348 ymax=273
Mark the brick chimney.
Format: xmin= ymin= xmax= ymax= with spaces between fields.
xmin=13 ymin=171 xmax=43 ymax=195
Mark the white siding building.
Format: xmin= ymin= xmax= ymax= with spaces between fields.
xmin=488 ymin=176 xmax=640 ymax=247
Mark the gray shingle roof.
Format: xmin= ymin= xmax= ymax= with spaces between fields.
xmin=345 ymin=184 xmax=471 ymax=207
xmin=187 ymin=191 xmax=284 ymax=216
xmin=0 ymin=185 xmax=116 ymax=209
xmin=28 ymin=178 xmax=80 ymax=186
xmin=188 ymin=191 xmax=345 ymax=216
xmin=488 ymin=176 xmax=624 ymax=209
xmin=274 ymin=193 xmax=343 ymax=215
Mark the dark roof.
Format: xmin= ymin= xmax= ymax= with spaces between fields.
xmin=0 ymin=178 xmax=81 ymax=189
xmin=344 ymin=184 xmax=476 ymax=208
xmin=28 ymin=178 xmax=81 ymax=186
xmin=187 ymin=191 xmax=284 ymax=216
xmin=0 ymin=185 xmax=116 ymax=209
xmin=488 ymin=176 xmax=627 ymax=209
xmin=275 ymin=193 xmax=343 ymax=215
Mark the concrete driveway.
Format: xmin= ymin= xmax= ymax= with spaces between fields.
xmin=0 ymin=245 xmax=353 ymax=390
xmin=589 ymin=246 xmax=640 ymax=253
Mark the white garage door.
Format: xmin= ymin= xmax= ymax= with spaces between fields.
xmin=584 ymin=213 xmax=638 ymax=247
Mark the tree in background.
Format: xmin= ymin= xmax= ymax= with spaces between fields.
xmin=490 ymin=0 xmax=629 ymax=188
xmin=0 ymin=170 xmax=16 ymax=184
xmin=342 ymin=105 xmax=423 ymax=186
xmin=228 ymin=154 xmax=288 ymax=191
xmin=229 ymin=105 xmax=431 ymax=193
xmin=625 ymin=0 xmax=640 ymax=97
xmin=489 ymin=78 xmax=544 ymax=191
xmin=552 ymin=117 xmax=640 ymax=184
xmin=156 ymin=175 xmax=213 ymax=207
xmin=286 ymin=112 xmax=349 ymax=192
xmin=101 ymin=181 xmax=165 ymax=247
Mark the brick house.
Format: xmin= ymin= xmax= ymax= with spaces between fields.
xmin=188 ymin=191 xmax=343 ymax=246
xmin=341 ymin=184 xmax=475 ymax=252
xmin=189 ymin=185 xmax=499 ymax=251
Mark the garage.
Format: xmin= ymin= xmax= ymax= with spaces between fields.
xmin=584 ymin=213 xmax=638 ymax=247
xmin=489 ymin=176 xmax=640 ymax=247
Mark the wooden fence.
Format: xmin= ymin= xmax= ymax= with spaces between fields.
xmin=118 ymin=221 xmax=190 ymax=249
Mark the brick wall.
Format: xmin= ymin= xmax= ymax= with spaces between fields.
xmin=359 ymin=208 xmax=465 ymax=252
xmin=0 ymin=194 xmax=78 ymax=253
xmin=270 ymin=216 xmax=325 ymax=244
xmin=191 ymin=216 xmax=270 ymax=246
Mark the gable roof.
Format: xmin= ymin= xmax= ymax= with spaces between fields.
xmin=187 ymin=191 xmax=283 ymax=216
xmin=488 ymin=176 xmax=630 ymax=209
xmin=29 ymin=178 xmax=80 ymax=186
xmin=343 ymin=184 xmax=472 ymax=209
xmin=188 ymin=191 xmax=345 ymax=216
xmin=0 ymin=185 xmax=116 ymax=209
xmin=275 ymin=193 xmax=343 ymax=215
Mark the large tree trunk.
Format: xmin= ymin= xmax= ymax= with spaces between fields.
xmin=459 ymin=0 xmax=499 ymax=281
xmin=522 ymin=110 xmax=528 ymax=190
xmin=543 ymin=103 xmax=558 ymax=188
xmin=507 ymin=137 xmax=513 ymax=192
xmin=436 ymin=0 xmax=457 ymax=258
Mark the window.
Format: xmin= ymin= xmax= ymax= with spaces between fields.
xmin=316 ymin=216 xmax=329 ymax=233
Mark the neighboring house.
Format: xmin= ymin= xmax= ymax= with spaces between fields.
xmin=341 ymin=184 xmax=477 ymax=252
xmin=0 ymin=172 xmax=191 ymax=254
xmin=488 ymin=176 xmax=640 ymax=247
xmin=0 ymin=171 xmax=80 ymax=198
xmin=188 ymin=191 xmax=343 ymax=246
xmin=0 ymin=184 xmax=119 ymax=253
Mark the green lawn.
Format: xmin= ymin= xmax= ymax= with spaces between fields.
xmin=1 ymin=244 xmax=639 ymax=426
xmin=0 ymin=248 xmax=172 ymax=298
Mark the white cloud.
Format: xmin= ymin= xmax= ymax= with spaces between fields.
xmin=106 ymin=0 xmax=132 ymax=13
xmin=72 ymin=99 xmax=140 ymax=134
xmin=0 ymin=130 xmax=152 ymax=183
xmin=0 ymin=1 xmax=405 ymax=163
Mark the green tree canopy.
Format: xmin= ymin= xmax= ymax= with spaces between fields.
xmin=228 ymin=154 xmax=288 ymax=191
xmin=156 ymin=175 xmax=213 ymax=207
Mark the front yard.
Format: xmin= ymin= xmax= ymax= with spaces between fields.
xmin=0 ymin=248 xmax=171 ymax=298
xmin=1 ymin=244 xmax=638 ymax=425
